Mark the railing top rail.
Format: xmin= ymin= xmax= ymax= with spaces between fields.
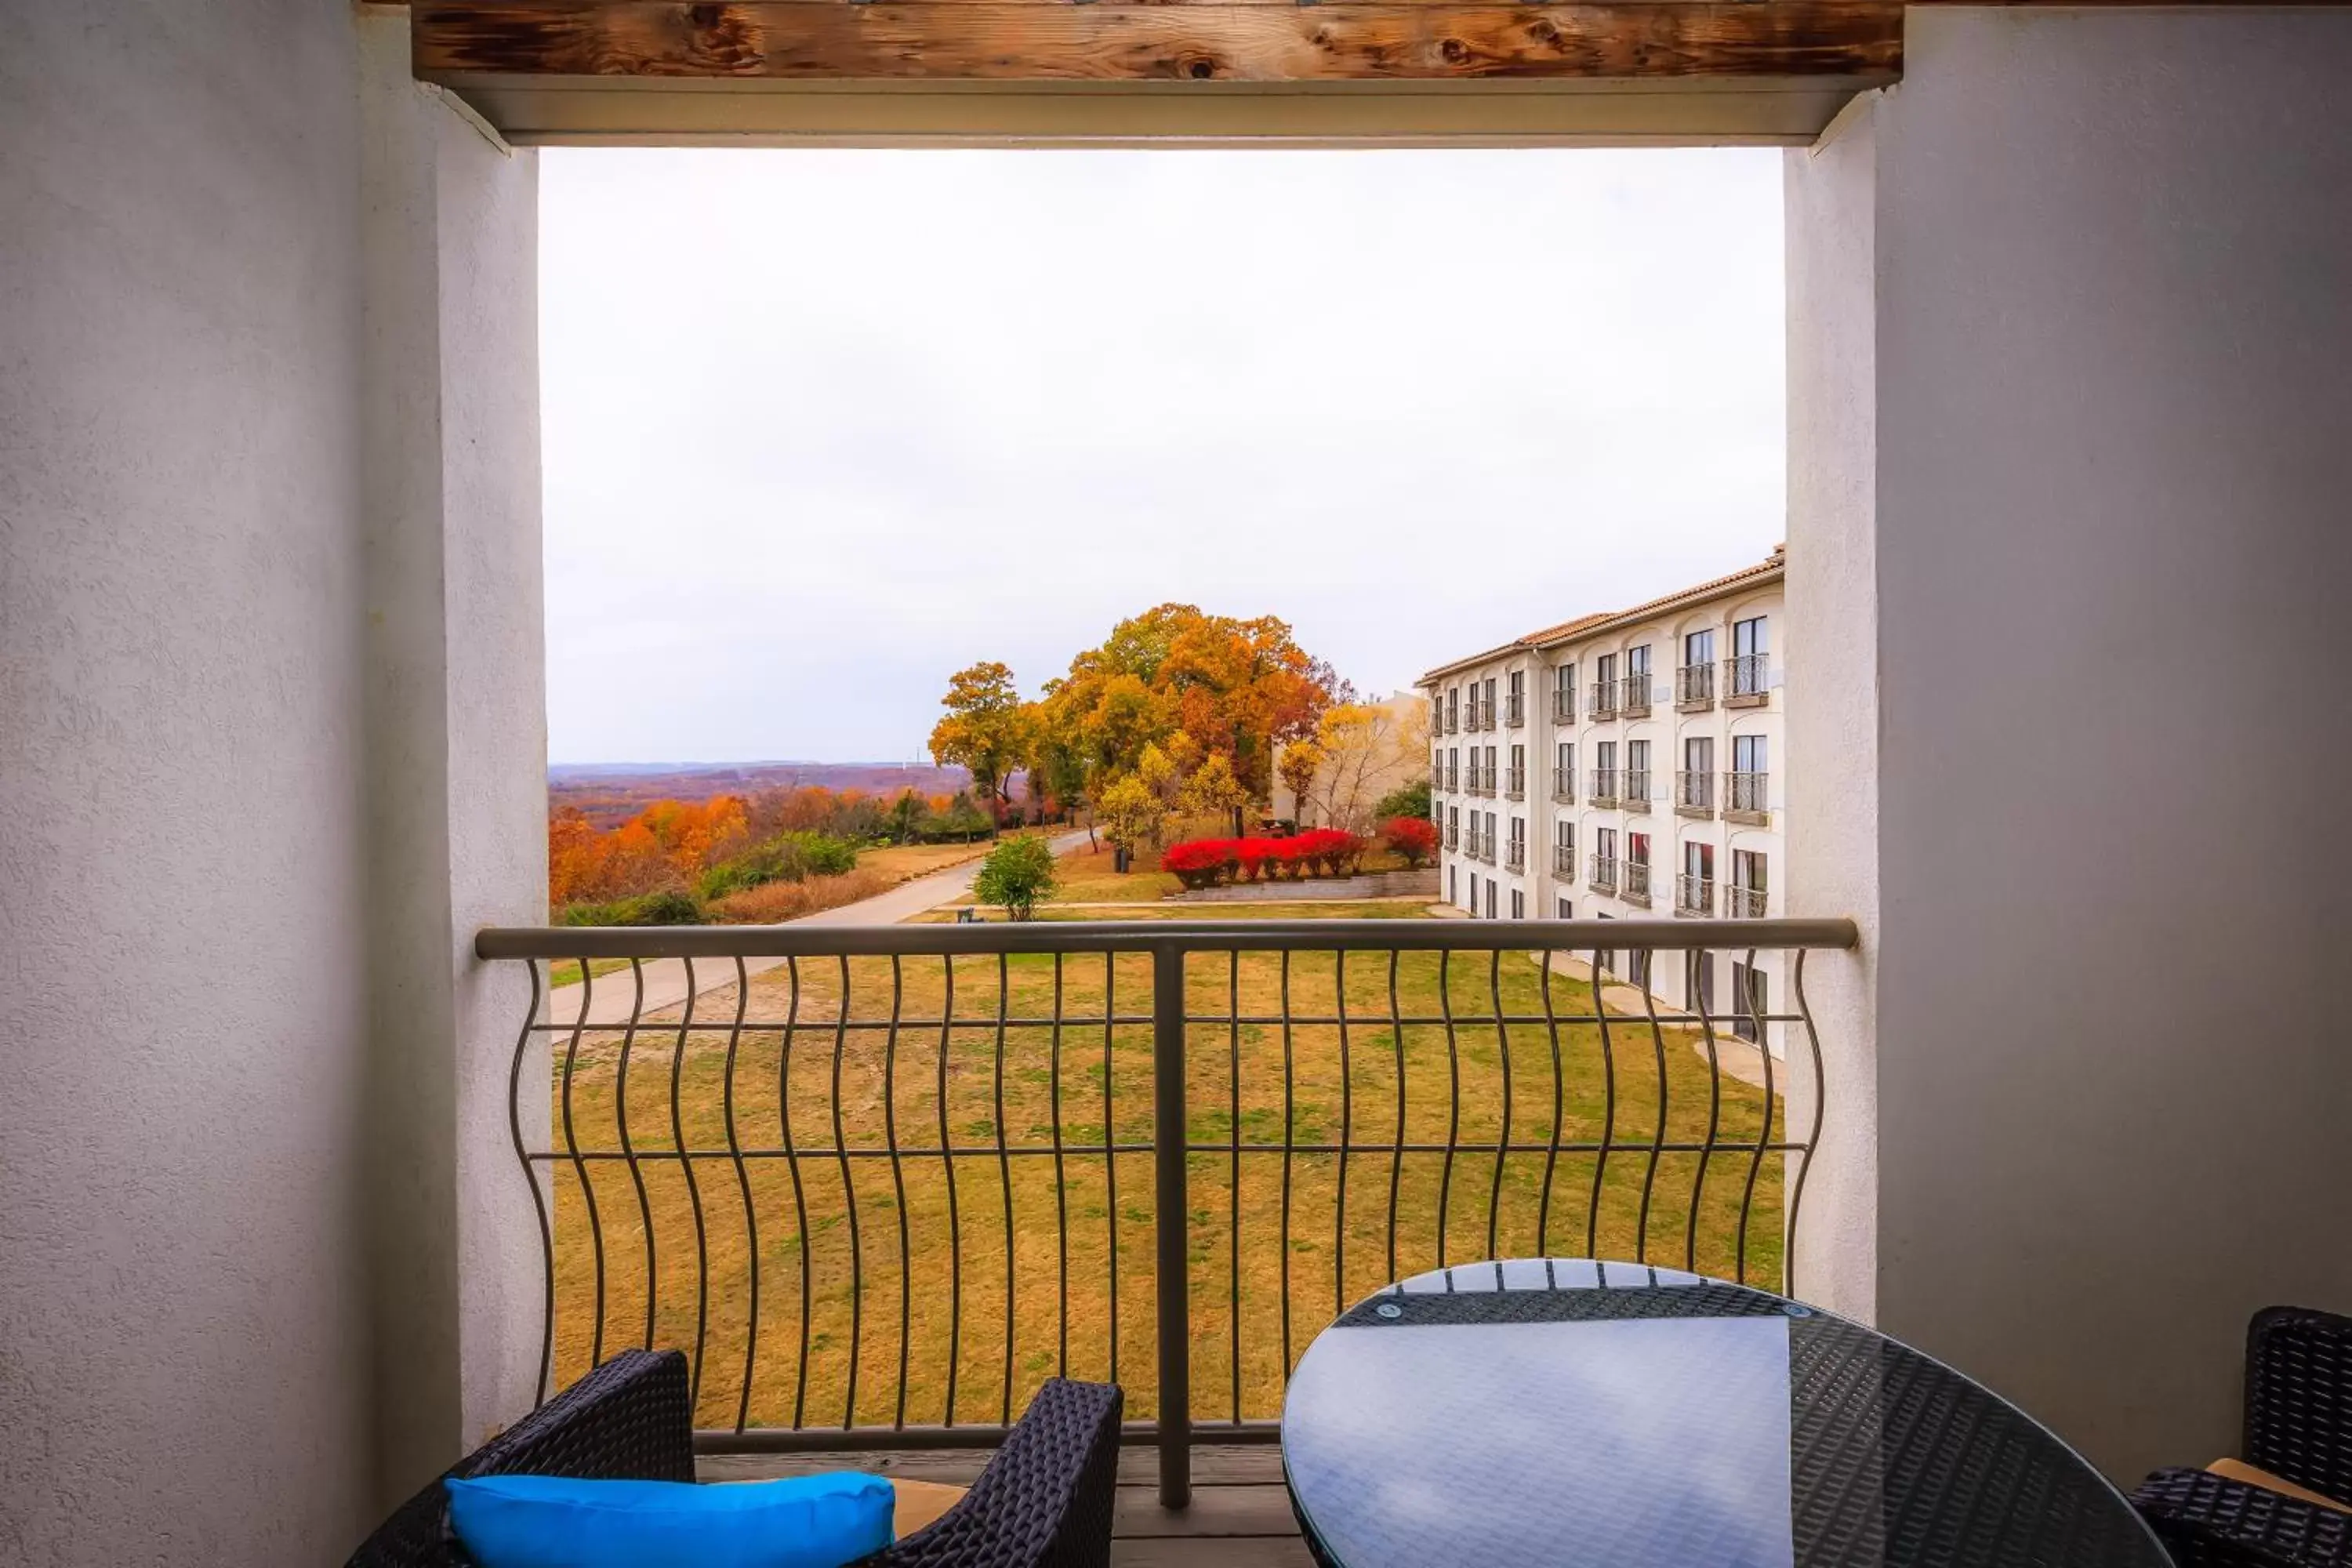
xmin=477 ymin=915 xmax=1859 ymax=962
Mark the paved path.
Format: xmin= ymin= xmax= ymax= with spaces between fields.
xmin=539 ymin=829 xmax=1093 ymax=1031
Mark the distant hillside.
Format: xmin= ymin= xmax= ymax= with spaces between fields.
xmin=550 ymin=760 xmax=975 ymax=828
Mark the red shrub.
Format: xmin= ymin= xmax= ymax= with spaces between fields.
xmin=1163 ymin=838 xmax=1235 ymax=890
xmin=1235 ymin=839 xmax=1275 ymax=881
xmin=1384 ymin=816 xmax=1439 ymax=868
xmin=1292 ymin=827 xmax=1366 ymax=878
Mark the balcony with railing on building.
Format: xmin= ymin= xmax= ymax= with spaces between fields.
xmin=1504 ymin=693 xmax=1524 ymax=728
xmin=1590 ymin=767 xmax=1620 ymax=808
xmin=1445 ymin=703 xmax=1460 ymax=735
xmin=1504 ymin=766 xmax=1526 ymax=800
xmin=1553 ymin=686 xmax=1574 ymax=724
xmin=1479 ymin=829 xmax=1497 ymax=866
xmin=1676 ymin=873 xmax=1716 ymax=917
xmin=1588 ymin=680 xmax=1619 ymax=721
xmin=1675 ymin=770 xmax=1715 ymax=818
xmin=1551 ymin=766 xmax=1575 ymax=804
xmin=472 ymin=910 xmax=1852 ymax=1517
xmin=1588 ymin=852 xmax=1619 ymax=894
xmin=1622 ymin=858 xmax=1653 ymax=908
xmin=1443 ymin=818 xmax=1460 ymax=850
xmin=1620 ymin=673 xmax=1653 ymax=719
xmin=1505 ymin=836 xmax=1526 ymax=873
xmin=1726 ymin=880 xmax=1769 ymax=919
xmin=1726 ymin=769 xmax=1769 ymax=824
xmin=1553 ymin=841 xmax=1576 ymax=876
xmin=1675 ymin=661 xmax=1715 ymax=711
xmin=1466 ymin=763 xmax=1494 ymax=799
xmin=1445 ymin=759 xmax=1460 ymax=793
xmin=1622 ymin=769 xmax=1652 ymax=815
xmin=1726 ymin=653 xmax=1770 ymax=707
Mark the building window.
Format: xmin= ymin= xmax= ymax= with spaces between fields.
xmin=1554 ymin=662 xmax=1575 ymax=719
xmin=1557 ymin=897 xmax=1572 ymax=920
xmin=1449 ymin=866 xmax=1457 ymax=906
xmin=1486 ymin=879 xmax=1498 ymax=920
xmin=1730 ymin=617 xmax=1769 ymax=698
xmin=1508 ymin=742 xmax=1524 ymax=795
xmin=1466 ymin=871 xmax=1477 ymax=913
xmin=1733 ymin=734 xmax=1767 ymax=774
xmin=1732 ymin=848 xmax=1767 ymax=918
xmin=1627 ymin=739 xmax=1650 ymax=801
xmin=1733 ymin=960 xmax=1767 ymax=1042
xmin=1684 ymin=735 xmax=1713 ymax=775
xmin=1506 ymin=669 xmax=1524 ymax=726
xmin=1447 ymin=687 xmax=1460 ymax=730
xmin=1510 ymin=888 xmax=1524 ymax=920
xmin=1684 ymin=626 xmax=1715 ymax=666
xmin=1482 ymin=676 xmax=1497 ymax=724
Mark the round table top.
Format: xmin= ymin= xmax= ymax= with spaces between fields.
xmin=1279 ymin=1259 xmax=2170 ymax=1568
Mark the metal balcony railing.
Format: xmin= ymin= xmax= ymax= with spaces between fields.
xmin=1553 ymin=691 xmax=1574 ymax=724
xmin=1443 ymin=822 xmax=1460 ymax=850
xmin=1479 ymin=835 xmax=1497 ymax=866
xmin=1588 ymin=854 xmax=1618 ymax=892
xmin=1590 ymin=768 xmax=1619 ymax=808
xmin=1551 ymin=768 xmax=1574 ymax=803
xmin=1727 ymin=884 xmax=1769 ymax=919
xmin=1505 ymin=840 xmax=1526 ymax=872
xmin=1675 ymin=771 xmax=1715 ymax=815
xmin=1504 ymin=695 xmax=1524 ymax=728
xmin=1588 ymin=682 xmax=1619 ymax=721
xmin=1553 ymin=843 xmax=1576 ymax=876
xmin=1675 ymin=874 xmax=1715 ymax=917
xmin=1623 ymin=770 xmax=1653 ymax=813
xmin=1622 ymin=860 xmax=1653 ymax=906
xmin=1675 ymin=663 xmax=1715 ymax=709
xmin=1504 ymin=768 xmax=1526 ymax=800
xmin=1446 ymin=710 xmax=1460 ymax=735
xmin=481 ymin=916 xmax=1850 ymax=1502
xmin=1620 ymin=673 xmax=1653 ymax=718
xmin=1726 ymin=771 xmax=1769 ymax=817
xmin=1445 ymin=764 xmax=1460 ymax=793
xmin=1467 ymin=770 xmax=1494 ymax=799
xmin=1726 ymin=654 xmax=1769 ymax=703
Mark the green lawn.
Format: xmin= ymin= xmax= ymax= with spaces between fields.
xmin=544 ymin=906 xmax=1785 ymax=1432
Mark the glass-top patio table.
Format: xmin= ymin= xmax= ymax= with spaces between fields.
xmin=1279 ymin=1259 xmax=2170 ymax=1568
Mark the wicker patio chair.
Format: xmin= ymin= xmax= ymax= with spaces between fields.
xmin=2132 ymin=1306 xmax=2352 ymax=1566
xmin=347 ymin=1351 xmax=1122 ymax=1568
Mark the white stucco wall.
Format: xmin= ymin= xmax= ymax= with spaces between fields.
xmin=2 ymin=6 xmax=546 ymax=1559
xmin=356 ymin=10 xmax=549 ymax=1498
xmin=1788 ymin=5 xmax=2352 ymax=1480
xmin=0 ymin=2 xmax=376 ymax=1559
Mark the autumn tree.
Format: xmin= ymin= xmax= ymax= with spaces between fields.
xmin=1177 ymin=750 xmax=1253 ymax=837
xmin=1095 ymin=774 xmax=1166 ymax=858
xmin=1276 ymin=739 xmax=1326 ymax=829
xmin=1305 ymin=700 xmax=1432 ymax=831
xmin=928 ymin=660 xmax=1028 ymax=827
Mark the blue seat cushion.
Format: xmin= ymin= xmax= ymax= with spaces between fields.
xmin=445 ymin=1471 xmax=895 ymax=1568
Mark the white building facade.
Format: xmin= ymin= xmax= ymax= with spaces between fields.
xmin=1421 ymin=548 xmax=1788 ymax=1034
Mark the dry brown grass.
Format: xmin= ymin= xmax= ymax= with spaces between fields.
xmin=704 ymin=867 xmax=897 ymax=924
xmin=543 ymin=915 xmax=1788 ymax=1435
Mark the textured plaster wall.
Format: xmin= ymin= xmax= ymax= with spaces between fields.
xmin=0 ymin=2 xmax=376 ymax=1559
xmin=1788 ymin=6 xmax=2352 ymax=1480
xmin=1 ymin=7 xmax=547 ymax=1559
xmin=1783 ymin=97 xmax=1880 ymax=1327
xmin=356 ymin=11 xmax=547 ymax=1501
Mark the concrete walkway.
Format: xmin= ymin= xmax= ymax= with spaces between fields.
xmin=539 ymin=829 xmax=1093 ymax=1031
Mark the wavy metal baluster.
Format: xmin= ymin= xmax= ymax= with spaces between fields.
xmin=779 ymin=956 xmax=812 ymax=1430
xmin=1334 ymin=947 xmax=1352 ymax=1320
xmin=1536 ymin=949 xmax=1563 ymax=1258
xmin=507 ymin=959 xmax=554 ymax=1404
xmin=616 ymin=959 xmax=657 ymax=1351
xmin=1486 ymin=947 xmax=1509 ymax=1261
xmin=1051 ymin=952 xmax=1069 ymax=1380
xmin=720 ymin=956 xmax=758 ymax=1433
xmin=1385 ymin=950 xmax=1404 ymax=1284
xmin=994 ymin=950 xmax=1013 ymax=1425
xmin=1783 ymin=949 xmax=1827 ymax=1299
xmin=1688 ymin=948 xmax=1724 ymax=1274
xmin=886 ymin=954 xmax=911 ymax=1429
xmin=562 ymin=961 xmax=607 ymax=1370
xmin=833 ymin=953 xmax=862 ymax=1429
xmin=937 ymin=956 xmax=960 ymax=1426
xmin=1634 ymin=951 xmax=1668 ymax=1265
xmin=1228 ymin=949 xmax=1242 ymax=1425
xmin=1436 ymin=948 xmax=1461 ymax=1269
xmin=1585 ymin=946 xmax=1617 ymax=1260
xmin=669 ymin=960 xmax=711 ymax=1407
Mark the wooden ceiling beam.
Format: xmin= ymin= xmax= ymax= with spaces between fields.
xmin=412 ymin=2 xmax=1907 ymax=86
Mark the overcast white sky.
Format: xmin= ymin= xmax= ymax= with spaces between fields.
xmin=542 ymin=148 xmax=1784 ymax=765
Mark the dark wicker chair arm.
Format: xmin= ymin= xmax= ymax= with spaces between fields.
xmin=858 ymin=1378 xmax=1123 ymax=1568
xmin=2132 ymin=1467 xmax=2352 ymax=1568
xmin=347 ymin=1349 xmax=695 ymax=1568
xmin=2247 ymin=1307 xmax=2352 ymax=1504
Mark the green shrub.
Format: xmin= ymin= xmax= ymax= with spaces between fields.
xmin=973 ymin=834 xmax=1058 ymax=920
xmin=1373 ymin=778 xmax=1432 ymax=822
xmin=695 ymin=831 xmax=859 ymax=901
xmin=558 ymin=889 xmax=704 ymax=927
